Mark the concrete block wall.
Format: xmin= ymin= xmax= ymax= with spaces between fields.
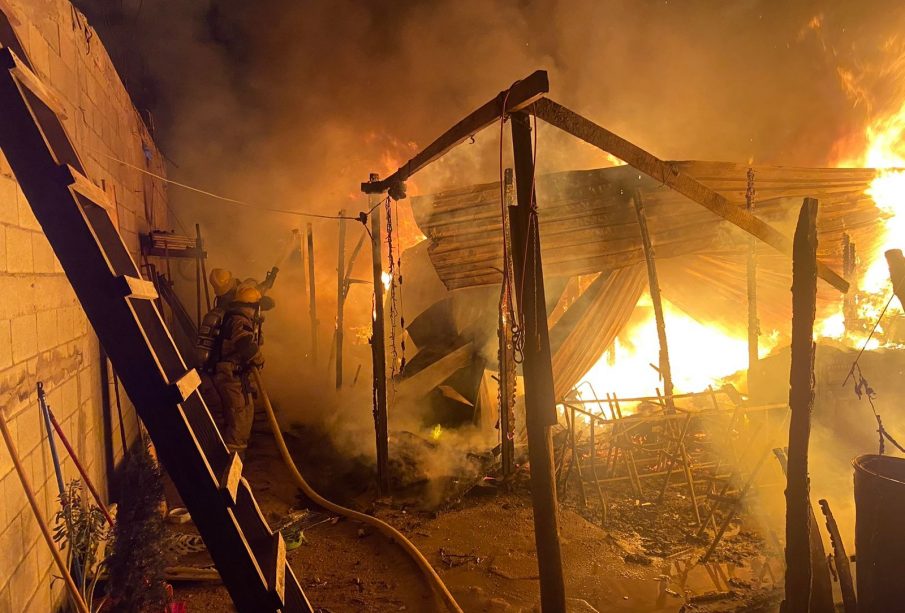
xmin=0 ymin=0 xmax=168 ymax=610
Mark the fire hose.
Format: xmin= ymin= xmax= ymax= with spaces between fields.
xmin=251 ymin=368 xmax=463 ymax=613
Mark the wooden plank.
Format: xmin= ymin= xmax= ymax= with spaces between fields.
xmin=532 ymin=98 xmax=849 ymax=292
xmin=63 ymin=164 xmax=111 ymax=209
xmin=361 ymin=70 xmax=549 ymax=193
xmin=220 ymin=451 xmax=244 ymax=506
xmin=2 ymin=48 xmax=68 ymax=119
xmin=118 ymin=274 xmax=159 ymax=300
xmin=171 ymin=369 xmax=201 ymax=402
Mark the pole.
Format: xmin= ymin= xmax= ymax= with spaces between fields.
xmin=46 ymin=405 xmax=115 ymax=527
xmin=198 ymin=224 xmax=211 ymax=312
xmin=37 ymin=382 xmax=84 ymax=586
xmin=783 ymin=198 xmax=819 ymax=613
xmin=0 ymin=408 xmax=90 ymax=613
xmin=508 ymin=111 xmax=567 ymax=612
xmin=307 ymin=223 xmax=318 ymax=365
xmin=499 ymin=167 xmax=516 ymax=476
xmin=632 ymin=190 xmax=675 ymax=411
xmin=746 ymin=169 xmax=759 ymax=376
xmin=369 ymin=174 xmax=390 ymax=496
xmin=336 ymin=211 xmax=347 ymax=389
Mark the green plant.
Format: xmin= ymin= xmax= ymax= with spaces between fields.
xmin=105 ymin=440 xmax=167 ymax=612
xmin=52 ymin=479 xmax=110 ymax=612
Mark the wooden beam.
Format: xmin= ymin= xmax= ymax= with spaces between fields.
xmin=336 ymin=211 xmax=347 ymax=389
xmin=368 ymin=176 xmax=390 ymax=496
xmin=632 ymin=190 xmax=675 ymax=410
xmin=784 ymin=198 xmax=818 ymax=613
xmin=306 ymin=223 xmax=318 ymax=365
xmin=508 ymin=111 xmax=567 ymax=613
xmin=361 ymin=70 xmax=549 ymax=194
xmin=746 ymin=168 xmax=759 ymax=373
xmin=532 ymin=98 xmax=849 ymax=293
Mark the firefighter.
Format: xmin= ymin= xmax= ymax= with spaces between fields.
xmin=209 ymin=267 xmax=239 ymax=307
xmin=211 ymin=285 xmax=265 ymax=456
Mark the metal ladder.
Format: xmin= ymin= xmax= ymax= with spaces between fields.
xmin=0 ymin=13 xmax=312 ymax=613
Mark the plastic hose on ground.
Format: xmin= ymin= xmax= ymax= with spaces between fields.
xmin=251 ymin=368 xmax=464 ymax=613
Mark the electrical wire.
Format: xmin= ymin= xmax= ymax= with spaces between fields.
xmin=96 ymin=152 xmax=364 ymax=222
xmin=251 ymin=368 xmax=464 ymax=613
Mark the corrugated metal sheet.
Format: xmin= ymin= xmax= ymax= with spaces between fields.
xmin=411 ymin=161 xmax=880 ymax=292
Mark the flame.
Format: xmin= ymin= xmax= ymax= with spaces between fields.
xmin=860 ymin=102 xmax=905 ymax=293
xmin=819 ymin=99 xmax=905 ymax=348
xmin=430 ymin=424 xmax=443 ymax=441
xmin=577 ymin=294 xmax=776 ymax=412
xmin=381 ymin=270 xmax=392 ymax=290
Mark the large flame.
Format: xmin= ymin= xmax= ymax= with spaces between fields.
xmin=577 ymin=294 xmax=776 ymax=412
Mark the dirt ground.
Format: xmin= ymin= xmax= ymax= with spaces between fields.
xmin=168 ymin=426 xmax=783 ymax=613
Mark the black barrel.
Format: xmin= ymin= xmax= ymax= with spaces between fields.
xmin=854 ymin=453 xmax=905 ymax=611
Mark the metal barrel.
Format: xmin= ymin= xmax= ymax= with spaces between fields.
xmin=853 ymin=453 xmax=905 ymax=611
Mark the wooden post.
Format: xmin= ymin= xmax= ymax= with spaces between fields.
xmin=197 ymin=224 xmax=211 ymax=312
xmin=632 ymin=190 xmax=675 ymax=410
xmin=335 ymin=211 xmax=347 ymax=389
xmin=746 ymin=169 xmax=759 ymax=375
xmin=819 ymin=499 xmax=858 ymax=613
xmin=499 ymin=167 xmax=516 ymax=476
xmin=369 ymin=175 xmax=390 ymax=496
xmin=508 ymin=111 xmax=567 ymax=612
xmin=194 ymin=224 xmax=203 ymax=327
xmin=843 ymin=234 xmax=857 ymax=331
xmin=306 ymin=223 xmax=318 ymax=365
xmin=783 ymin=198 xmax=818 ymax=613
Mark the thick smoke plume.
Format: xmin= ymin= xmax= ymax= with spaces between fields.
xmin=74 ymin=1 xmax=905 ymax=505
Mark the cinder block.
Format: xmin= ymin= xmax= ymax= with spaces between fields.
xmin=5 ymin=227 xmax=33 ymax=274
xmin=14 ymin=410 xmax=43 ymax=461
xmin=10 ymin=313 xmax=37 ymax=364
xmin=0 ymin=320 xmax=11 ymax=370
xmin=30 ymin=234 xmax=55 ymax=274
xmin=15 ymin=186 xmax=40 ymax=232
xmin=0 ymin=518 xmax=25 ymax=589
xmin=0 ymin=177 xmax=17 ymax=226
xmin=34 ymin=310 xmax=57 ymax=353
xmin=7 ymin=544 xmax=38 ymax=612
xmin=0 ymin=226 xmax=7 ymax=272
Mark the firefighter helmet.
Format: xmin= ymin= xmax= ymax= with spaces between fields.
xmin=209 ymin=268 xmax=236 ymax=297
xmin=234 ymin=285 xmax=262 ymax=305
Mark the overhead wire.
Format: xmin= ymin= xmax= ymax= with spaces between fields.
xmin=97 ymin=152 xmax=367 ymax=222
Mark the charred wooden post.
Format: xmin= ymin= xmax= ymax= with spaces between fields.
xmin=746 ymin=169 xmax=759 ymax=374
xmin=306 ymin=223 xmax=318 ymax=364
xmin=783 ymin=198 xmax=819 ymax=613
xmin=336 ymin=210 xmax=347 ymax=389
xmin=632 ymin=190 xmax=674 ymax=410
xmin=843 ymin=234 xmax=857 ymax=331
xmin=499 ymin=167 xmax=516 ymax=476
xmin=369 ymin=175 xmax=390 ymax=496
xmin=508 ymin=111 xmax=567 ymax=612
xmin=885 ymin=249 xmax=905 ymax=308
xmin=819 ymin=499 xmax=857 ymax=613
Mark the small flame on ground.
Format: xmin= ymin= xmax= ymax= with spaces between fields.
xmin=430 ymin=424 xmax=443 ymax=441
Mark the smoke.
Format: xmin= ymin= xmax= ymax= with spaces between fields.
xmin=73 ymin=0 xmax=905 ymax=484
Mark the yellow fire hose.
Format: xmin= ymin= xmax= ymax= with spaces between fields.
xmin=252 ymin=368 xmax=463 ymax=613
